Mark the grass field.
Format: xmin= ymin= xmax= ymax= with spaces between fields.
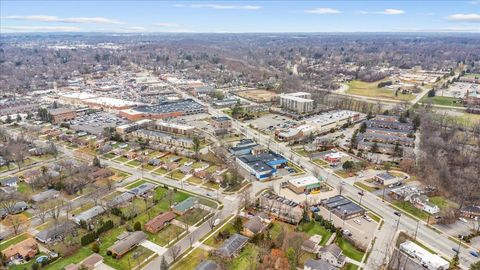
xmin=299 ymin=221 xmax=333 ymax=246
xmin=347 ymin=80 xmax=415 ymax=101
xmin=463 ymin=73 xmax=480 ymax=79
xmin=420 ymin=95 xmax=463 ymax=107
xmin=43 ymin=247 xmax=93 ymax=270
xmin=204 ymin=222 xmax=236 ymax=248
xmin=172 ymin=248 xmax=209 ymax=270
xmin=0 ymin=233 xmax=30 ymax=251
xmin=354 ymin=182 xmax=379 ymax=193
xmin=228 ymin=244 xmax=259 ymax=270
xmin=148 ymin=224 xmax=185 ymax=246
xmin=392 ymin=200 xmax=429 ymax=220
xmin=335 ymin=236 xmax=365 ymax=262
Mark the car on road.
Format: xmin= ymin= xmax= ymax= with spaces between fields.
xmin=206 ymin=193 xmax=213 ymax=197
xmin=394 ymin=211 xmax=401 ymax=217
xmin=342 ymin=229 xmax=352 ymax=237
xmin=470 ymin=251 xmax=479 ymax=258
xmin=459 ymin=217 xmax=468 ymax=223
xmin=452 ymin=247 xmax=459 ymax=253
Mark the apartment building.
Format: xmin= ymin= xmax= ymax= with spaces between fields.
xmin=280 ymin=92 xmax=314 ymax=114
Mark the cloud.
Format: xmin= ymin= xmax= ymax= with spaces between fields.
xmin=304 ymin=8 xmax=341 ymax=14
xmin=152 ymin=22 xmax=180 ymax=27
xmin=357 ymin=9 xmax=405 ymax=15
xmin=1 ymin=25 xmax=82 ymax=32
xmin=1 ymin=15 xmax=123 ymax=24
xmin=173 ymin=4 xmax=260 ymax=10
xmin=394 ymin=26 xmax=480 ymax=32
xmin=120 ymin=26 xmax=147 ymax=32
xmin=446 ymin=13 xmax=480 ymax=22
xmin=378 ymin=9 xmax=405 ymax=15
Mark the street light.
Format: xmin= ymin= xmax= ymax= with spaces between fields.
xmin=394 ymin=212 xmax=402 ymax=232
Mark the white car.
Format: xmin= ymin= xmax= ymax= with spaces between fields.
xmin=363 ymin=215 xmax=373 ymax=222
xmin=459 ymin=217 xmax=468 ymax=223
xmin=354 ymin=219 xmax=362 ymax=225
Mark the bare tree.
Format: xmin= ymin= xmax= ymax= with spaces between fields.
xmin=7 ymin=215 xmax=25 ymax=235
xmin=188 ymin=231 xmax=196 ymax=248
xmin=168 ymin=245 xmax=181 ymax=262
xmin=337 ymin=183 xmax=344 ymax=195
xmin=49 ymin=200 xmax=64 ymax=225
xmin=36 ymin=203 xmax=49 ymax=224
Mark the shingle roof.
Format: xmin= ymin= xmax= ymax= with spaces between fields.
xmin=36 ymin=221 xmax=77 ymax=242
xmin=108 ymin=231 xmax=146 ymax=256
xmin=320 ymin=243 xmax=342 ymax=258
xmin=173 ymin=197 xmax=198 ymax=213
xmin=128 ymin=182 xmax=156 ymax=196
xmin=108 ymin=192 xmax=135 ymax=207
xmin=217 ymin=233 xmax=249 ymax=257
xmin=304 ymin=259 xmax=338 ymax=270
xmin=244 ymin=216 xmax=265 ymax=234
xmin=31 ymin=189 xmax=60 ymax=202
xmin=195 ymin=260 xmax=219 ymax=270
xmin=73 ymin=205 xmax=105 ymax=224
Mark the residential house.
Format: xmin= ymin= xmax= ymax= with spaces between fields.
xmin=144 ymin=211 xmax=176 ymax=233
xmin=304 ymin=259 xmax=339 ymax=270
xmin=259 ymin=192 xmax=303 ymax=224
xmin=194 ymin=170 xmax=208 ymax=179
xmin=319 ymin=244 xmax=346 ymax=268
xmin=64 ymin=253 xmax=104 ymax=270
xmin=179 ymin=165 xmax=193 ymax=175
xmin=90 ymin=168 xmax=114 ymax=180
xmin=411 ymin=195 xmax=440 ymax=215
xmin=148 ymin=158 xmax=161 ymax=166
xmin=128 ymin=182 xmax=156 ymax=197
xmin=3 ymin=238 xmax=38 ymax=262
xmin=36 ymin=221 xmax=78 ymax=244
xmin=172 ymin=197 xmax=198 ymax=215
xmin=195 ymin=260 xmax=220 ymax=270
xmin=72 ymin=205 xmax=106 ymax=225
xmin=242 ymin=215 xmax=268 ymax=237
xmin=0 ymin=176 xmax=18 ymax=187
xmin=31 ymin=189 xmax=60 ymax=203
xmin=162 ymin=162 xmax=179 ymax=171
xmin=9 ymin=201 xmax=29 ymax=214
xmin=216 ymin=233 xmax=249 ymax=258
xmin=107 ymin=192 xmax=135 ymax=208
xmin=302 ymin=239 xmax=321 ymax=254
xmin=107 ymin=231 xmax=147 ymax=258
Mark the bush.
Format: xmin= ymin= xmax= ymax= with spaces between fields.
xmin=106 ymin=250 xmax=112 ymax=256
xmin=81 ymin=232 xmax=98 ymax=246
xmin=134 ymin=221 xmax=142 ymax=231
xmin=91 ymin=242 xmax=100 ymax=253
xmin=97 ymin=220 xmax=114 ymax=235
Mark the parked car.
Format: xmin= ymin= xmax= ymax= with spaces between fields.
xmin=342 ymin=229 xmax=352 ymax=237
xmin=459 ymin=218 xmax=468 ymax=223
xmin=354 ymin=219 xmax=362 ymax=225
xmin=470 ymin=251 xmax=479 ymax=258
xmin=363 ymin=215 xmax=373 ymax=222
xmin=452 ymin=247 xmax=459 ymax=253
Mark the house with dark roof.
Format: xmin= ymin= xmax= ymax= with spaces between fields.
xmin=36 ymin=221 xmax=78 ymax=244
xmin=72 ymin=205 xmax=105 ymax=225
xmin=242 ymin=215 xmax=268 ymax=237
xmin=319 ymin=244 xmax=346 ymax=268
xmin=460 ymin=205 xmax=480 ymax=219
xmin=172 ymin=197 xmax=198 ymax=215
xmin=65 ymin=253 xmax=103 ymax=270
xmin=195 ymin=260 xmax=219 ymax=270
xmin=374 ymin=172 xmax=401 ymax=186
xmin=304 ymin=259 xmax=338 ymax=270
xmin=144 ymin=211 xmax=176 ymax=233
xmin=216 ymin=233 xmax=249 ymax=258
xmin=128 ymin=182 xmax=156 ymax=197
xmin=107 ymin=231 xmax=147 ymax=258
xmin=9 ymin=201 xmax=29 ymax=214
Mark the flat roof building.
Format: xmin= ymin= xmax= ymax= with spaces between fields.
xmin=48 ymin=108 xmax=77 ymax=124
xmin=400 ymin=241 xmax=449 ymax=270
xmin=280 ymin=92 xmax=314 ymax=114
xmin=120 ymin=99 xmax=206 ymax=121
xmin=288 ymin=175 xmax=324 ymax=194
xmin=321 ymin=195 xmax=365 ymax=220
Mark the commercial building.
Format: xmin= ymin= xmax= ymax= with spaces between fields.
xmin=0 ymin=98 xmax=40 ymax=116
xmin=57 ymin=92 xmax=98 ymax=106
xmin=131 ymin=129 xmax=194 ymax=148
xmin=211 ymin=116 xmax=232 ymax=134
xmin=82 ymin=97 xmax=138 ymax=112
xmin=48 ymin=108 xmax=77 ymax=124
xmin=119 ymin=99 xmax=206 ymax=121
xmin=280 ymin=92 xmax=314 ymax=114
xmin=288 ymin=175 xmax=324 ymax=194
xmin=374 ymin=172 xmax=401 ymax=186
xmin=116 ymin=119 xmax=152 ymax=135
xmin=321 ymin=195 xmax=365 ymax=220
xmin=399 ymin=241 xmax=449 ymax=270
xmin=153 ymin=120 xmax=195 ymax=135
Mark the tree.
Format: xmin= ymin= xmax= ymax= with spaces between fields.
xmin=92 ymin=156 xmax=101 ymax=167
xmin=470 ymin=261 xmax=480 ymax=270
xmin=383 ymin=162 xmax=392 ymax=172
xmin=192 ymin=136 xmax=201 ymax=160
xmin=134 ymin=221 xmax=141 ymax=231
xmin=342 ymin=160 xmax=354 ymax=172
xmin=286 ymin=248 xmax=297 ymax=270
xmin=371 ymin=142 xmax=379 ymax=153
xmin=91 ymin=242 xmax=100 ymax=253
xmin=161 ymin=256 xmax=169 ymax=270
xmin=359 ymin=122 xmax=367 ymax=133
xmin=168 ymin=245 xmax=181 ymax=262
xmin=233 ymin=216 xmax=243 ymax=233
xmin=450 ymin=253 xmax=459 ymax=269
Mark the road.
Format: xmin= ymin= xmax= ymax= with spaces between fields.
xmin=176 ymin=85 xmax=477 ymax=269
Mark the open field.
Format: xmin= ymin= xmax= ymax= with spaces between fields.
xmin=236 ymin=89 xmax=277 ymax=102
xmin=346 ymin=80 xmax=415 ymax=101
xmin=420 ymin=95 xmax=463 ymax=107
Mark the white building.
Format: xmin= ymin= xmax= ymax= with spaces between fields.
xmin=288 ymin=175 xmax=324 ymax=194
xmin=305 ymin=110 xmax=362 ymax=134
xmin=399 ymin=241 xmax=449 ymax=270
xmin=153 ymin=121 xmax=195 ymax=135
xmin=280 ymin=92 xmax=314 ymax=114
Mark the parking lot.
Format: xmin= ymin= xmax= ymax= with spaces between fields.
xmin=437 ymin=82 xmax=480 ymax=98
xmin=246 ymin=113 xmax=299 ymax=132
xmin=70 ymin=112 xmax=129 ymax=135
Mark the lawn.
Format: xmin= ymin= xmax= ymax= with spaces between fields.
xmin=153 ymin=168 xmax=167 ymax=175
xmin=187 ymin=176 xmax=204 ymax=185
xmin=178 ymin=208 xmax=211 ymax=226
xmin=17 ymin=181 xmax=32 ymax=194
xmin=345 ymin=263 xmax=359 ymax=270
xmin=429 ymin=196 xmax=458 ymax=209
xmin=420 ymin=95 xmax=463 ymax=107
xmin=0 ymin=233 xmax=30 ymax=251
xmin=312 ymin=159 xmax=329 ymax=167
xmin=127 ymin=160 xmax=141 ymax=167
xmin=299 ymin=221 xmax=333 ymax=246
xmin=204 ymin=222 xmax=236 ymax=248
xmin=110 ymin=168 xmax=131 ymax=181
xmin=269 ymin=222 xmax=295 ymax=240
xmin=202 ymin=181 xmax=220 ymax=190
xmin=228 ymin=244 xmax=259 ymax=270
xmin=335 ymin=236 xmax=365 ymax=262
xmin=198 ymin=198 xmax=219 ymax=209
xmin=167 ymin=170 xmax=186 ymax=180
xmin=335 ymin=170 xmax=354 ymax=178
xmin=294 ymin=148 xmax=311 ymax=157
xmin=205 ymin=165 xmax=218 ymax=174
xmin=113 ymin=156 xmax=129 ymax=163
xmin=43 ymin=247 xmax=93 ymax=270
xmin=354 ymin=182 xmax=378 ymax=193
xmin=463 ymin=73 xmax=480 ymax=79
xmin=103 ymin=153 xmax=116 ymax=159
xmin=125 ymin=179 xmax=148 ymax=189
xmin=192 ymin=162 xmax=207 ymax=169
xmin=148 ymin=224 xmax=185 ymax=247
xmin=172 ymin=248 xmax=208 ymax=270
xmin=347 ymin=80 xmax=415 ymax=101
xmin=392 ymin=200 xmax=429 ymax=220
xmin=71 ymin=202 xmax=95 ymax=215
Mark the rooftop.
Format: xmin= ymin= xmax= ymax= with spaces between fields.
xmin=289 ymin=175 xmax=322 ymax=187
xmin=134 ymin=99 xmax=204 ymax=114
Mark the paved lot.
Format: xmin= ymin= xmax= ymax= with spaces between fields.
xmin=437 ymin=82 xmax=480 ymax=98
xmin=246 ymin=113 xmax=298 ymax=131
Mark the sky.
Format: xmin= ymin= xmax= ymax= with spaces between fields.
xmin=1 ymin=1 xmax=479 ymax=33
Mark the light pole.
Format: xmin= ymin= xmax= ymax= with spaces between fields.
xmin=414 ymin=220 xmax=420 ymax=240
xmin=358 ymin=191 xmax=364 ymax=206
xmin=395 ymin=212 xmax=402 ymax=232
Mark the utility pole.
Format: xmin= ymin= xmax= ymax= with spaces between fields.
xmin=414 ymin=220 xmax=420 ymax=240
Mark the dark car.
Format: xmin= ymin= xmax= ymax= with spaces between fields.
xmin=470 ymin=251 xmax=479 ymax=258
xmin=394 ymin=211 xmax=401 ymax=217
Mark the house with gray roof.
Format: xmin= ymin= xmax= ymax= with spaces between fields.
xmin=0 ymin=176 xmax=18 ymax=187
xmin=31 ymin=189 xmax=60 ymax=203
xmin=107 ymin=231 xmax=146 ymax=258
xmin=73 ymin=205 xmax=105 ymax=224
xmin=107 ymin=192 xmax=135 ymax=208
xmin=128 ymin=182 xmax=156 ymax=197
xmin=242 ymin=216 xmax=267 ymax=237
xmin=216 ymin=233 xmax=249 ymax=258
xmin=36 ymin=221 xmax=78 ymax=244
xmin=319 ymin=244 xmax=346 ymax=268
xmin=10 ymin=201 xmax=29 ymax=214
xmin=304 ymin=259 xmax=338 ymax=270
xmin=172 ymin=197 xmax=198 ymax=215
xmin=195 ymin=260 xmax=219 ymax=270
